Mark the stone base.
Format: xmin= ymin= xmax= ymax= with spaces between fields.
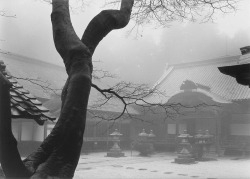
xmin=106 ymin=152 xmax=125 ymax=158
xmin=174 ymin=157 xmax=195 ymax=164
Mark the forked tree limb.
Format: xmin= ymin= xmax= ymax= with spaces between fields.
xmin=22 ymin=0 xmax=134 ymax=178
xmin=81 ymin=0 xmax=134 ymax=55
xmin=51 ymin=0 xmax=92 ymax=74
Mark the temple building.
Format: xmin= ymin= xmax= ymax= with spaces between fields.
xmin=135 ymin=51 xmax=250 ymax=155
xmin=0 ymin=60 xmax=56 ymax=155
xmin=1 ymin=49 xmax=250 ymax=156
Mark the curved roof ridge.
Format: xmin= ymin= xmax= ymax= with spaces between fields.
xmin=152 ymin=66 xmax=174 ymax=88
xmin=152 ymin=55 xmax=250 ymax=102
xmin=171 ymin=55 xmax=240 ymax=68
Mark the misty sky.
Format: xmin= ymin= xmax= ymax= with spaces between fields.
xmin=1 ymin=0 xmax=250 ymax=85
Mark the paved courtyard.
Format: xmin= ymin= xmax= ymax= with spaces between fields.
xmin=74 ymin=151 xmax=250 ymax=179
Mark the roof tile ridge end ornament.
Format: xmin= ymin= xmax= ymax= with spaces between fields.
xmin=0 ymin=71 xmax=12 ymax=87
xmin=0 ymin=61 xmax=12 ymax=87
xmin=152 ymin=66 xmax=174 ymax=89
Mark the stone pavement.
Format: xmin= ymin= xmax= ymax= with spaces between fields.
xmin=74 ymin=151 xmax=250 ymax=179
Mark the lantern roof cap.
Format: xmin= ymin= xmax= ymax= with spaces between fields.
xmin=110 ymin=129 xmax=122 ymax=136
xmin=139 ymin=129 xmax=148 ymax=137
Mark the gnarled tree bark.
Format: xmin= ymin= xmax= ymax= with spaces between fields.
xmin=0 ymin=0 xmax=133 ymax=178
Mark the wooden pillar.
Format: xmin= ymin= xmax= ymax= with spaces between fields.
xmin=187 ymin=118 xmax=195 ymax=136
xmin=214 ymin=111 xmax=221 ymax=156
xmin=94 ymin=121 xmax=97 ymax=138
xmin=176 ymin=118 xmax=180 ymax=136
xmin=106 ymin=121 xmax=109 ymax=151
xmin=119 ymin=121 xmax=121 ymax=132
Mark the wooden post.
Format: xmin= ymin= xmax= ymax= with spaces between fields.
xmin=217 ymin=117 xmax=222 ymax=156
xmin=176 ymin=118 xmax=179 ymax=135
xmin=106 ymin=121 xmax=109 ymax=152
xmin=214 ymin=111 xmax=221 ymax=157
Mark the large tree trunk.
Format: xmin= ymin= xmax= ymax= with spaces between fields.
xmin=23 ymin=1 xmax=92 ymax=177
xmin=0 ymin=0 xmax=133 ymax=178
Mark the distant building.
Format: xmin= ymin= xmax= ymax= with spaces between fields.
xmin=136 ymin=53 xmax=250 ymax=155
xmin=2 ymin=51 xmax=250 ymax=156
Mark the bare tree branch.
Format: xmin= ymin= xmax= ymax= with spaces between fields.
xmin=90 ymin=81 xmax=220 ymax=122
xmin=10 ymin=75 xmax=62 ymax=95
xmin=92 ymin=67 xmax=117 ymax=80
xmin=104 ymin=0 xmax=238 ymax=26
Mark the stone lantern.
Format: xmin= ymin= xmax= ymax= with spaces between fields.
xmin=195 ymin=130 xmax=204 ymax=144
xmin=203 ymin=130 xmax=213 ymax=144
xmin=148 ymin=130 xmax=156 ymax=143
xmin=174 ymin=130 xmax=195 ymax=164
xmin=107 ymin=129 xmax=125 ymax=157
xmin=194 ymin=130 xmax=214 ymax=160
xmin=194 ymin=130 xmax=205 ymax=160
xmin=148 ymin=130 xmax=156 ymax=138
xmin=138 ymin=129 xmax=148 ymax=139
xmin=135 ymin=129 xmax=154 ymax=156
xmin=203 ymin=130 xmax=214 ymax=158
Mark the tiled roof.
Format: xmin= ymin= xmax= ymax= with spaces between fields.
xmin=149 ymin=55 xmax=250 ymax=104
xmin=0 ymin=60 xmax=56 ymax=125
xmin=0 ymin=52 xmax=67 ymax=99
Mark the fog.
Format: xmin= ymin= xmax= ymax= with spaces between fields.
xmin=1 ymin=1 xmax=250 ymax=178
xmin=0 ymin=0 xmax=250 ymax=85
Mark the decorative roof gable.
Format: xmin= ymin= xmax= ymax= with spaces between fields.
xmin=150 ymin=55 xmax=250 ymax=104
